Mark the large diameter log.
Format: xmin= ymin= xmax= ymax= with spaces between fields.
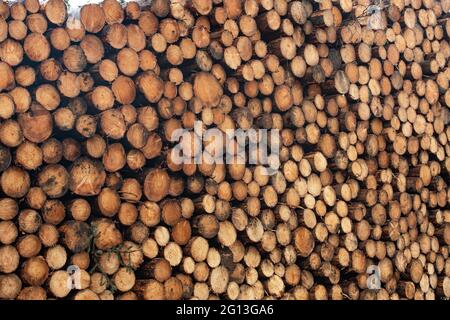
xmin=193 ymin=72 xmax=223 ymax=107
xmin=294 ymin=227 xmax=314 ymax=257
xmin=17 ymin=103 xmax=53 ymax=143
xmin=80 ymin=4 xmax=105 ymax=33
xmin=137 ymin=71 xmax=164 ymax=103
xmin=37 ymin=164 xmax=69 ymax=198
xmin=69 ymin=158 xmax=106 ymax=196
xmin=143 ymin=169 xmax=170 ymax=202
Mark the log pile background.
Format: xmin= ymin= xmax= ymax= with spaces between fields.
xmin=0 ymin=0 xmax=449 ymax=300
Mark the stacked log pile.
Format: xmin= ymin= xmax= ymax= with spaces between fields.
xmin=0 ymin=0 xmax=449 ymax=300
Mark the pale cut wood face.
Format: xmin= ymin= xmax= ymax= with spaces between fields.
xmin=5 ymin=0 xmax=152 ymax=19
